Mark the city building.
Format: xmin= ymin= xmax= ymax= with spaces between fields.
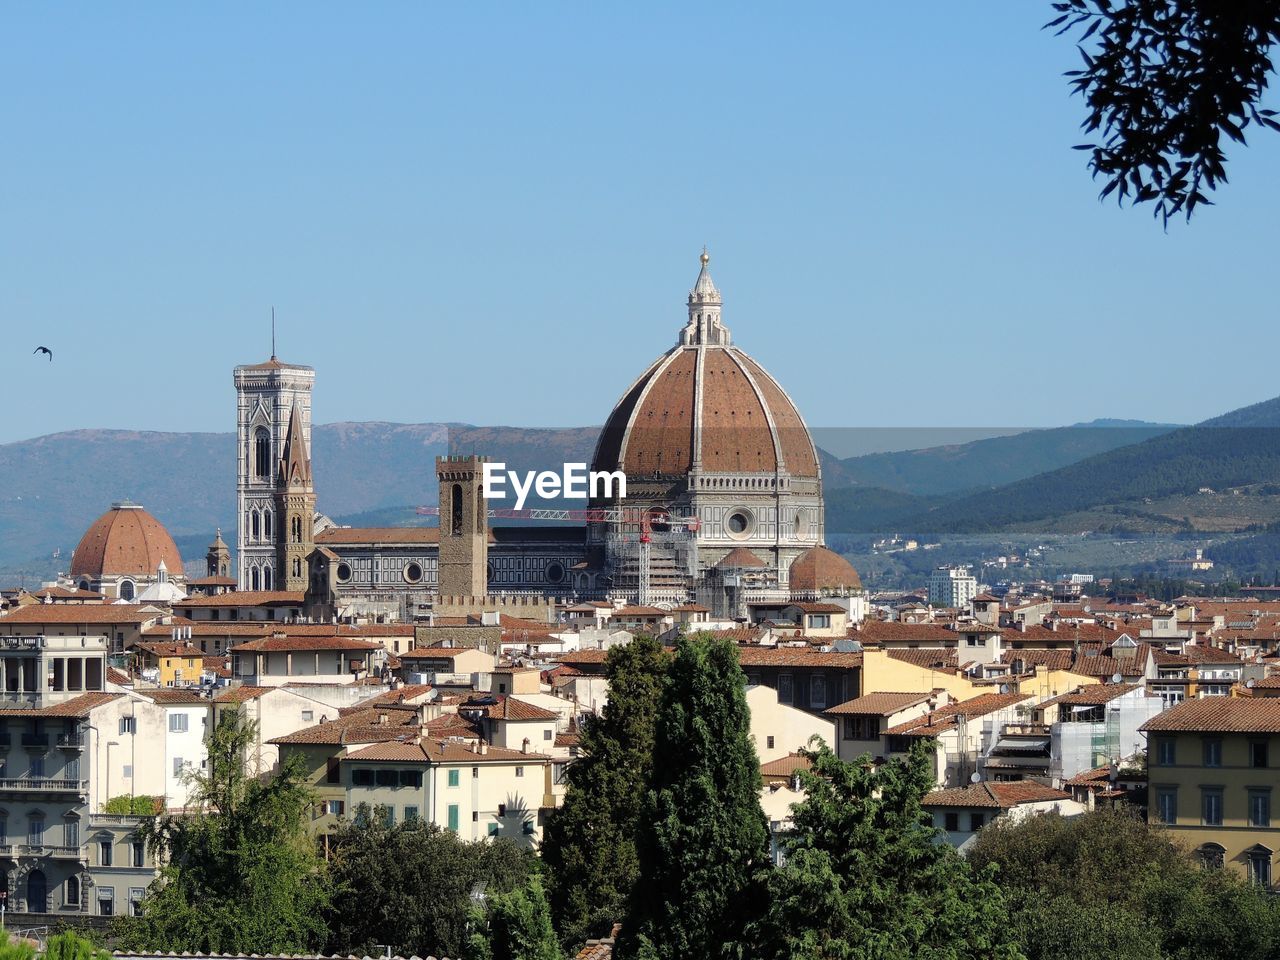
xmin=928 ymin=566 xmax=978 ymax=608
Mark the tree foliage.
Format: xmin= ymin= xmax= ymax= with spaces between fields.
xmin=43 ymin=933 xmax=111 ymax=960
xmin=103 ymin=795 xmax=163 ymax=815
xmin=752 ymin=742 xmax=1023 ymax=960
xmin=326 ymin=811 xmax=533 ymax=959
xmin=120 ymin=713 xmax=330 ymax=954
xmin=541 ymin=634 xmax=668 ymax=950
xmin=0 ymin=935 xmax=36 ymax=960
xmin=969 ymin=807 xmax=1280 ymax=960
xmin=617 ymin=634 xmax=770 ymax=960
xmin=474 ymin=875 xmax=564 ymax=960
xmin=1050 ymin=0 xmax=1280 ymax=223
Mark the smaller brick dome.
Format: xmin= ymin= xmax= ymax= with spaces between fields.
xmin=789 ymin=546 xmax=862 ymax=593
xmin=70 ymin=502 xmax=183 ymax=579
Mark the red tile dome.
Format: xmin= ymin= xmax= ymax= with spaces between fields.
xmin=70 ymin=502 xmax=184 ymax=579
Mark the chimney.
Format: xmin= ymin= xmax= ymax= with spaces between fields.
xmin=521 ymin=737 xmax=530 ymax=754
xmin=479 ymin=739 xmax=489 ymax=755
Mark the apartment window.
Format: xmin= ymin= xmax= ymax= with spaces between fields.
xmin=123 ymin=765 xmax=133 ymax=780
xmin=1156 ymin=788 xmax=1178 ymax=825
xmin=543 ymin=729 xmax=553 ymax=740
xmin=302 ymin=710 xmax=314 ymax=723
xmin=27 ymin=816 xmax=43 ymax=847
xmin=1249 ymin=849 xmax=1273 ymax=889
xmin=944 ymin=812 xmax=959 ymax=832
xmin=778 ymin=674 xmax=794 ymax=704
xmin=399 ymin=769 xmax=422 ymax=788
xmin=100 ymin=839 xmax=113 ymax=866
xmin=448 ymin=769 xmax=461 ymax=788
xmin=352 ymin=769 xmax=373 ymax=786
xmin=1251 ymin=740 xmax=1270 ymax=769
xmin=119 ymin=717 xmax=136 ymax=736
xmin=1201 ymin=787 xmax=1224 ymax=827
xmin=326 ymin=800 xmax=345 ymax=816
xmin=169 ymin=714 xmax=188 ymax=733
xmin=1155 ymin=738 xmax=1176 ymax=766
xmin=382 ymin=807 xmax=395 ymax=828
xmin=404 ymin=806 xmax=419 ymax=822
xmin=375 ymin=769 xmax=398 ymax=788
xmin=811 ymin=615 xmax=831 ymax=629
xmin=844 ymin=716 xmax=880 ymax=740
xmin=66 ymin=876 xmax=81 ymax=909
xmin=130 ymin=888 xmax=146 ymax=917
xmin=488 ymin=823 xmax=499 ymax=837
xmin=327 ymin=759 xmax=341 ymax=785
xmin=97 ymin=886 xmax=114 ymax=916
xmin=132 ymin=840 xmax=145 ymax=867
xmin=30 ymin=755 xmax=44 ymax=778
xmin=970 ymin=813 xmax=986 ymax=831
xmin=516 ymin=767 xmax=524 ymax=778
xmin=447 ymin=804 xmax=460 ymax=834
xmin=1250 ymin=789 xmax=1272 ymax=828
xmin=173 ymin=757 xmax=185 ymax=777
xmin=64 ymin=820 xmax=78 ymax=848
xmin=1202 ymin=738 xmax=1222 ymax=768
xmin=811 ymin=675 xmax=828 ymax=709
xmin=767 ymin=736 xmax=776 ymax=750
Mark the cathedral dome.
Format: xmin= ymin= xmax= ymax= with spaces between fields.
xmin=789 ymin=546 xmax=862 ymax=593
xmin=70 ymin=502 xmax=184 ymax=579
xmin=592 ymin=252 xmax=820 ymax=480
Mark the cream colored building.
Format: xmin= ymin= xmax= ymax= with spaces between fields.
xmin=746 ymin=684 xmax=836 ymax=764
xmin=213 ymin=685 xmax=339 ymax=777
xmin=824 ymin=691 xmax=941 ymax=763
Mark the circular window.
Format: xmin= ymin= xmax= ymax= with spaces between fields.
xmin=546 ymin=561 xmax=565 ymax=584
xmin=404 ymin=562 xmax=423 ymax=583
xmin=336 ymin=562 xmax=352 ymax=583
xmin=726 ymin=509 xmax=753 ymax=538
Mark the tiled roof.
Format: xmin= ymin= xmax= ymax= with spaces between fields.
xmin=271 ymin=705 xmax=422 ymax=745
xmin=924 ymin=780 xmax=1071 ymax=809
xmin=825 ymin=692 xmax=933 ymax=716
xmin=316 ymin=527 xmax=441 ymax=545
xmin=107 ymin=667 xmax=131 ymax=686
xmin=0 ymin=692 xmax=122 ymax=718
xmin=855 ymin=622 xmax=959 ymax=644
xmin=737 ymin=647 xmax=862 ymax=669
xmin=229 ymin=635 xmax=380 ymax=653
xmin=29 ymin=586 xmax=106 ymax=600
xmin=1039 ymin=683 xmax=1140 ymax=708
xmin=760 ymin=752 xmax=813 ymax=777
xmin=716 ymin=547 xmax=767 ymax=569
xmin=341 ymin=684 xmax=434 ymax=711
xmin=574 ymin=940 xmax=615 ymax=960
xmin=70 ymin=503 xmax=183 ymax=579
xmin=885 ymin=648 xmax=959 ymax=670
xmin=1141 ymin=697 xmax=1280 ymax=734
xmin=213 ymin=685 xmax=276 ymax=703
xmin=345 ymin=737 xmax=547 ymax=763
xmin=610 ymin=606 xmax=668 ymax=618
xmin=555 ymin=649 xmax=611 ymax=665
xmin=1065 ymin=765 xmax=1114 ymax=787
xmin=460 ymin=695 xmax=560 ymax=721
xmin=789 ymin=546 xmax=862 ymax=591
xmin=885 ymin=692 xmax=1030 ymax=737
xmin=136 ymin=641 xmax=204 ymax=657
xmin=176 ymin=591 xmax=305 ymax=608
xmin=788 ymin=602 xmax=847 ymax=614
xmin=400 ymin=646 xmax=484 ymax=660
xmin=0 ymin=604 xmax=162 ymax=624
xmin=139 ymin=688 xmax=208 ymax=704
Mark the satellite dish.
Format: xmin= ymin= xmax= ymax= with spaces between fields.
xmin=1111 ymin=672 xmax=1123 ymax=684
xmin=998 ymin=683 xmax=1010 ymax=694
xmin=970 ymin=772 xmax=982 ymax=784
xmin=1248 ymin=678 xmax=1257 ymax=689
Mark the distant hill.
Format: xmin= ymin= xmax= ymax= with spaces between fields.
xmin=890 ymin=399 xmax=1280 ymax=534
xmin=819 ymin=420 xmax=1177 ymax=495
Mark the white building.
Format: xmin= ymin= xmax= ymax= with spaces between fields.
xmin=928 ymin=565 xmax=978 ymax=608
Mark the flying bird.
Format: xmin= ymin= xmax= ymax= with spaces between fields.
xmin=33 ymin=346 xmax=52 ymax=361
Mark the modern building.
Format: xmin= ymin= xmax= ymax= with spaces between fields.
xmin=1142 ymin=698 xmax=1280 ymax=887
xmin=928 ymin=566 xmax=978 ymax=608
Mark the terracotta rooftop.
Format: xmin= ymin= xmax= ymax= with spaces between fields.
xmin=317 ymin=527 xmax=441 ymax=545
xmin=737 ymin=647 xmax=862 ymax=669
xmin=923 ymin=780 xmax=1071 ymax=809
xmin=0 ymin=604 xmax=163 ymax=625
xmin=270 ymin=705 xmax=422 ymax=745
xmin=229 ymin=635 xmax=381 ymax=653
xmin=825 ymin=692 xmax=933 ymax=716
xmin=1141 ymin=697 xmax=1280 ymax=734
xmin=789 ymin=546 xmax=862 ymax=592
xmin=760 ymin=752 xmax=813 ymax=778
xmin=345 ymin=737 xmax=548 ymax=764
xmin=176 ymin=591 xmax=305 ymax=608
xmin=460 ymin=695 xmax=560 ymax=721
xmin=28 ymin=586 xmax=106 ymax=600
xmin=886 ymin=692 xmax=1030 ymax=737
xmin=1039 ymin=683 xmax=1141 ymax=708
xmin=70 ymin=503 xmax=183 ymax=580
xmin=0 ymin=691 xmax=122 ymax=718
xmin=884 ymin=648 xmax=959 ymax=670
xmin=716 ymin=547 xmax=767 ymax=569
xmin=139 ymin=688 xmax=208 ymax=705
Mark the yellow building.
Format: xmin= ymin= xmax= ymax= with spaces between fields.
xmin=1142 ymin=698 xmax=1280 ymax=887
xmin=134 ymin=640 xmax=204 ymax=687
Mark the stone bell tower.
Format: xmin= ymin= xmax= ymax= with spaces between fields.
xmin=276 ymin=403 xmax=316 ymax=592
xmin=436 ymin=456 xmax=489 ymax=597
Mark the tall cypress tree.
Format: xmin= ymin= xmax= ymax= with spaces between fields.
xmin=617 ymin=634 xmax=770 ymax=960
xmin=541 ymin=635 xmax=668 ymax=951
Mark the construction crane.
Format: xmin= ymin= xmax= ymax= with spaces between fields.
xmin=413 ymin=504 xmax=701 ymax=604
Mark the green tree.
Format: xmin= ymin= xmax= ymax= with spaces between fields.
xmin=617 ymin=634 xmax=770 ymax=960
xmin=969 ymin=808 xmax=1280 ymax=960
xmin=1050 ymin=1 xmax=1280 ymax=223
xmin=541 ymin=634 xmax=668 ymax=950
xmin=43 ymin=932 xmax=111 ymax=960
xmin=119 ymin=712 xmax=330 ymax=954
xmin=484 ymin=875 xmax=563 ymax=960
xmin=326 ymin=811 xmax=533 ymax=959
xmin=752 ymin=741 xmax=1023 ymax=960
xmin=103 ymin=795 xmax=162 ymax=815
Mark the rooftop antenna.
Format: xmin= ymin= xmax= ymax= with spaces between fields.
xmin=271 ymin=306 xmax=277 ymax=359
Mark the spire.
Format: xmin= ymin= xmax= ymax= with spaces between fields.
xmin=278 ymin=403 xmax=312 ymax=486
xmin=681 ymin=247 xmax=730 ymax=347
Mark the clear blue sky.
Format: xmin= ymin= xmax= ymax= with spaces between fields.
xmin=3 ymin=2 xmax=1278 ymax=446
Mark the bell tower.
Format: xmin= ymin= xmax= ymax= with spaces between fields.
xmin=276 ymin=403 xmax=316 ymax=592
xmin=206 ymin=529 xmax=231 ymax=578
xmin=436 ymin=456 xmax=489 ymax=597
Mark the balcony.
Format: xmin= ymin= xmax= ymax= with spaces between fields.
xmin=56 ymin=732 xmax=85 ymax=749
xmin=1001 ymin=723 xmax=1050 ymax=737
xmin=0 ymin=842 xmax=84 ymax=860
xmin=0 ymin=777 xmax=87 ymax=794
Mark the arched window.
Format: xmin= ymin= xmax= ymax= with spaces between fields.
xmin=65 ymin=875 xmax=81 ymax=909
xmin=254 ymin=428 xmax=272 ymax=479
xmin=251 ymin=510 xmax=260 ymax=541
xmin=292 ymin=515 xmax=302 ymax=543
xmin=451 ymin=484 xmax=463 ymax=536
xmin=118 ymin=580 xmax=135 ymax=601
xmin=26 ymin=868 xmax=47 ymax=913
xmin=292 ymin=558 xmax=301 ymax=578
xmin=263 ymin=509 xmax=273 ymax=539
xmin=1198 ymin=843 xmax=1226 ymax=870
xmin=250 ymin=568 xmax=260 ymax=591
xmin=262 ymin=566 xmax=272 ymax=591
